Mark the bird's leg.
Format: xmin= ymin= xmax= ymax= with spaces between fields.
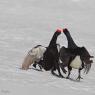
xmin=66 ymin=66 xmax=72 ymax=79
xmin=76 ymin=69 xmax=83 ymax=81
xmin=38 ymin=64 xmax=42 ymax=70
xmin=59 ymin=63 xmax=67 ymax=74
xmin=56 ymin=61 xmax=64 ymax=78
xmin=51 ymin=62 xmax=64 ymax=78
xmin=76 ymin=62 xmax=84 ymax=81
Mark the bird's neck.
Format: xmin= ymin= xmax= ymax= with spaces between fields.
xmin=64 ymin=31 xmax=78 ymax=49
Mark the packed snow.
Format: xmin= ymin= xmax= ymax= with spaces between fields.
xmin=0 ymin=0 xmax=95 ymax=95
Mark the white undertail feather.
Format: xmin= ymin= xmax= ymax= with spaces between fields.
xmin=28 ymin=46 xmax=46 ymax=61
xmin=22 ymin=46 xmax=46 ymax=70
xmin=70 ymin=56 xmax=82 ymax=69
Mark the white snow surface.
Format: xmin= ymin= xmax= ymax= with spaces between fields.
xmin=0 ymin=0 xmax=95 ymax=95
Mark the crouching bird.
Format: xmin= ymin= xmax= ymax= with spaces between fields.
xmin=59 ymin=28 xmax=94 ymax=80
xmin=38 ymin=29 xmax=63 ymax=78
xmin=21 ymin=45 xmax=46 ymax=70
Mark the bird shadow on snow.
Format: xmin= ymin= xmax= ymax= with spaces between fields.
xmin=31 ymin=67 xmax=43 ymax=72
xmin=68 ymin=78 xmax=83 ymax=83
xmin=19 ymin=67 xmax=83 ymax=82
xmin=50 ymin=73 xmax=83 ymax=82
xmin=19 ymin=67 xmax=43 ymax=72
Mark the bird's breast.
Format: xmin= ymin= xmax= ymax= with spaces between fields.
xmin=70 ymin=56 xmax=82 ymax=69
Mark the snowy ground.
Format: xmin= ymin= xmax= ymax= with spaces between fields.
xmin=0 ymin=0 xmax=95 ymax=95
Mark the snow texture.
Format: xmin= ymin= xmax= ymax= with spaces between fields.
xmin=0 ymin=0 xmax=95 ymax=95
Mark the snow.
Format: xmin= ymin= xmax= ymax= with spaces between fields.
xmin=0 ymin=0 xmax=95 ymax=95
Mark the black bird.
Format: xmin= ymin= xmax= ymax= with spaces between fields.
xmin=59 ymin=28 xmax=93 ymax=80
xmin=38 ymin=29 xmax=63 ymax=78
